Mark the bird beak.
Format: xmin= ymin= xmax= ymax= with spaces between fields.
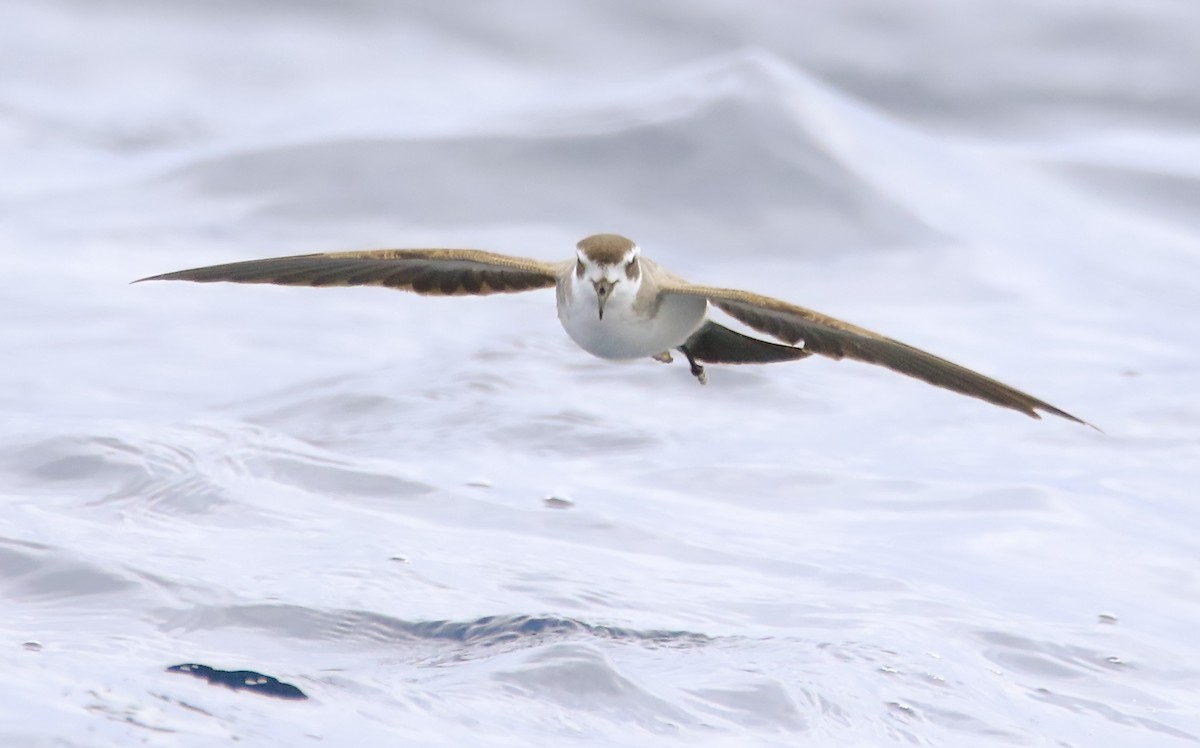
xmin=593 ymin=279 xmax=614 ymax=320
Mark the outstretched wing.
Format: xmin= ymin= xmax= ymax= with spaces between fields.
xmin=135 ymin=249 xmax=564 ymax=296
xmin=660 ymin=282 xmax=1087 ymax=425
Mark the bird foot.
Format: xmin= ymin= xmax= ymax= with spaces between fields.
xmin=651 ymin=351 xmax=674 ymax=364
xmin=677 ymin=345 xmax=707 ymax=385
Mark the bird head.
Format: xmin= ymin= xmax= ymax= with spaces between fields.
xmin=574 ymin=234 xmax=642 ymax=321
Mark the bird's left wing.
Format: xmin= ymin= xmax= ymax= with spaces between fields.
xmin=135 ymin=249 xmax=565 ymax=296
xmin=659 ymin=281 xmax=1087 ymax=425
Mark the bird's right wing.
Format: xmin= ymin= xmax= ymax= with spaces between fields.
xmin=135 ymin=249 xmax=566 ymax=296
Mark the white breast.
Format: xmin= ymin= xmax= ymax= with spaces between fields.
xmin=556 ymin=278 xmax=707 ymax=361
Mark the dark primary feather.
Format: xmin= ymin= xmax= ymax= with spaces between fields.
xmin=135 ymin=249 xmax=561 ymax=296
xmin=662 ymin=283 xmax=1088 ymax=425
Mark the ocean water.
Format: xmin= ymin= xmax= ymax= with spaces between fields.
xmin=2 ymin=1 xmax=1199 ymax=745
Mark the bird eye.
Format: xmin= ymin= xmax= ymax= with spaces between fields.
xmin=626 ymin=257 xmax=638 ymax=269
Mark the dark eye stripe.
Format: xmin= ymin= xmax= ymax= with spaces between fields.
xmin=624 ymin=257 xmax=639 ymax=280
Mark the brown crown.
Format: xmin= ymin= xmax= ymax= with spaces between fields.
xmin=577 ymin=234 xmax=635 ymax=265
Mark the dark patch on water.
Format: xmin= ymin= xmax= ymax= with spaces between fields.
xmin=167 ymin=663 xmax=307 ymax=700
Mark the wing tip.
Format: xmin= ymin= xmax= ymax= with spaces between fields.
xmin=132 ymin=270 xmax=209 ymax=284
xmin=1031 ymin=404 xmax=1100 ymax=431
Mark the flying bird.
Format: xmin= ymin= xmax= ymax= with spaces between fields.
xmin=137 ymin=233 xmax=1087 ymax=425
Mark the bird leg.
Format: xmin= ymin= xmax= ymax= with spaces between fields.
xmin=651 ymin=351 xmax=674 ymax=364
xmin=677 ymin=345 xmax=707 ymax=385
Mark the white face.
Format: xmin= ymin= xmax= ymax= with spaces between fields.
xmin=575 ymin=245 xmax=640 ymax=283
xmin=574 ymin=245 xmax=641 ymax=319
